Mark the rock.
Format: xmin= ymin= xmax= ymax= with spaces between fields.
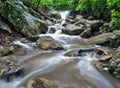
xmin=45 ymin=20 xmax=54 ymax=26
xmin=0 ymin=56 xmax=23 ymax=81
xmin=78 ymin=48 xmax=94 ymax=56
xmin=109 ymin=30 xmax=120 ymax=48
xmin=26 ymin=36 xmax=39 ymax=42
xmin=47 ymin=26 xmax=56 ymax=34
xmin=94 ymin=48 xmax=115 ymax=61
xmin=75 ymin=15 xmax=83 ymax=21
xmin=83 ymin=33 xmax=113 ymax=45
xmin=95 ymin=48 xmax=115 ymax=55
xmin=87 ymin=20 xmax=103 ymax=31
xmin=62 ymin=24 xmax=84 ymax=35
xmin=80 ymin=28 xmax=92 ymax=38
xmin=88 ymin=16 xmax=94 ymax=20
xmin=98 ymin=54 xmax=112 ymax=61
xmin=65 ymin=18 xmax=75 ymax=24
xmin=0 ymin=18 xmax=11 ymax=33
xmin=0 ymin=0 xmax=47 ymax=37
xmin=95 ymin=61 xmax=109 ymax=72
xmin=99 ymin=22 xmax=111 ymax=35
xmin=27 ymin=77 xmax=76 ymax=88
xmin=109 ymin=46 xmax=120 ymax=79
xmin=20 ymin=38 xmax=29 ymax=43
xmin=48 ymin=10 xmax=61 ymax=19
xmin=1 ymin=45 xmax=15 ymax=56
xmin=36 ymin=36 xmax=63 ymax=50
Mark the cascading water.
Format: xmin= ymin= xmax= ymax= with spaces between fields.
xmin=13 ymin=40 xmax=34 ymax=50
xmin=46 ymin=11 xmax=70 ymax=34
xmin=60 ymin=11 xmax=71 ymax=20
xmin=0 ymin=11 xmax=118 ymax=88
xmin=77 ymin=53 xmax=114 ymax=88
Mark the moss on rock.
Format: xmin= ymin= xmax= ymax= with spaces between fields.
xmin=0 ymin=0 xmax=47 ymax=37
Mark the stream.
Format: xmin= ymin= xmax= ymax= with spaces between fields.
xmin=0 ymin=11 xmax=119 ymax=88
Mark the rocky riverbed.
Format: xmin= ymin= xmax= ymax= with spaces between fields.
xmin=0 ymin=0 xmax=120 ymax=88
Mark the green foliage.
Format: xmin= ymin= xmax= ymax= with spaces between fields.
xmin=76 ymin=0 xmax=107 ymax=18
xmin=24 ymin=0 xmax=74 ymax=10
xmin=107 ymin=0 xmax=120 ymax=30
xmin=76 ymin=0 xmax=91 ymax=11
xmin=51 ymin=0 xmax=75 ymax=10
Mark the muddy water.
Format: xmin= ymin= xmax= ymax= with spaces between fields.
xmin=0 ymin=11 xmax=119 ymax=88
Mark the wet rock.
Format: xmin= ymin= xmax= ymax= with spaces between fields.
xmin=95 ymin=61 xmax=109 ymax=72
xmin=99 ymin=22 xmax=110 ymax=33
xmin=26 ymin=36 xmax=39 ymax=42
xmin=109 ymin=46 xmax=120 ymax=79
xmin=62 ymin=24 xmax=84 ymax=35
xmin=36 ymin=36 xmax=63 ymax=50
xmin=95 ymin=48 xmax=115 ymax=56
xmin=94 ymin=48 xmax=115 ymax=61
xmin=27 ymin=77 xmax=76 ymax=88
xmin=45 ymin=20 xmax=54 ymax=26
xmin=87 ymin=20 xmax=103 ymax=31
xmin=1 ymin=45 xmax=15 ymax=56
xmin=80 ymin=28 xmax=92 ymax=38
xmin=20 ymin=38 xmax=29 ymax=43
xmin=83 ymin=33 xmax=113 ymax=45
xmin=65 ymin=18 xmax=75 ymax=24
xmin=0 ymin=0 xmax=47 ymax=37
xmin=78 ymin=48 xmax=94 ymax=56
xmin=0 ymin=56 xmax=23 ymax=81
xmin=109 ymin=30 xmax=120 ymax=48
xmin=75 ymin=15 xmax=83 ymax=21
xmin=48 ymin=10 xmax=61 ymax=19
xmin=98 ymin=54 xmax=112 ymax=61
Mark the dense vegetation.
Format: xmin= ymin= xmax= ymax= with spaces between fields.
xmin=23 ymin=0 xmax=119 ymax=31
xmin=0 ymin=0 xmax=120 ymax=31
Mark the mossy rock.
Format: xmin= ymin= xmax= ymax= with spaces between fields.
xmin=109 ymin=46 xmax=120 ymax=79
xmin=109 ymin=30 xmax=120 ymax=48
xmin=0 ymin=0 xmax=47 ymax=37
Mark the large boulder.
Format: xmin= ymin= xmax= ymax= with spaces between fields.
xmin=27 ymin=77 xmax=76 ymax=88
xmin=0 ymin=0 xmax=47 ymax=37
xmin=83 ymin=33 xmax=113 ymax=45
xmin=62 ymin=24 xmax=84 ymax=35
xmin=0 ymin=56 xmax=23 ymax=81
xmin=109 ymin=46 xmax=120 ymax=79
xmin=36 ymin=36 xmax=63 ymax=50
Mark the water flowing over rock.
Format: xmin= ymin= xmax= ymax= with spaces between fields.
xmin=0 ymin=0 xmax=47 ymax=37
xmin=109 ymin=46 xmax=120 ymax=79
xmin=0 ymin=56 xmax=23 ymax=81
xmin=27 ymin=77 xmax=76 ymax=88
xmin=36 ymin=36 xmax=63 ymax=50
